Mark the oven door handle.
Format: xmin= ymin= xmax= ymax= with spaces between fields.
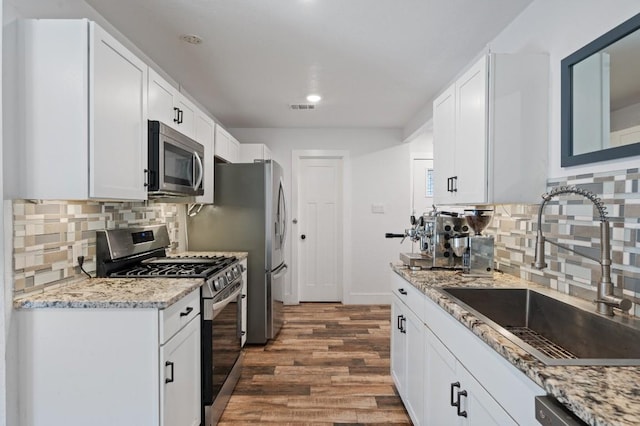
xmin=193 ymin=150 xmax=204 ymax=191
xmin=211 ymin=283 xmax=242 ymax=314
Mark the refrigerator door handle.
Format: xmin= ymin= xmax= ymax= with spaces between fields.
xmin=272 ymin=263 xmax=288 ymax=279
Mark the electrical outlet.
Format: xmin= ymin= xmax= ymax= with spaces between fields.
xmin=72 ymin=242 xmax=83 ymax=265
xmin=371 ymin=204 xmax=385 ymax=214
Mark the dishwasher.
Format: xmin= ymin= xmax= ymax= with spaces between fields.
xmin=535 ymin=396 xmax=587 ymax=426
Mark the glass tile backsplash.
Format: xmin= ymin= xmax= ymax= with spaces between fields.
xmin=12 ymin=200 xmax=182 ymax=294
xmin=489 ymin=168 xmax=640 ymax=316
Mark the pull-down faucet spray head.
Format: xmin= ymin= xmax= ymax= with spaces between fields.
xmin=531 ymin=186 xmax=630 ymax=316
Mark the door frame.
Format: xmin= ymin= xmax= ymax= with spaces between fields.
xmin=409 ymin=153 xmax=434 ymax=216
xmin=290 ymin=150 xmax=350 ymax=305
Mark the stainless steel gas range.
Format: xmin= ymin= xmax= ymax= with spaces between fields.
xmin=96 ymin=224 xmax=244 ymax=426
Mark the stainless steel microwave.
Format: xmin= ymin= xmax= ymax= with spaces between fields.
xmin=147 ymin=121 xmax=205 ymax=197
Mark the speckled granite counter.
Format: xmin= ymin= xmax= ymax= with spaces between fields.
xmin=392 ymin=264 xmax=640 ymax=426
xmin=14 ymin=251 xmax=248 ymax=310
xmin=13 ymin=276 xmax=202 ymax=309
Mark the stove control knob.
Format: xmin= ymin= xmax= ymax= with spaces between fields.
xmin=219 ymin=276 xmax=228 ymax=288
xmin=213 ymin=278 xmax=221 ymax=291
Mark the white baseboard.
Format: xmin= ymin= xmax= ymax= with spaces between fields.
xmin=344 ymin=292 xmax=391 ymax=305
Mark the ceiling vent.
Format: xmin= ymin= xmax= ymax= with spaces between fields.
xmin=289 ymin=104 xmax=316 ymax=110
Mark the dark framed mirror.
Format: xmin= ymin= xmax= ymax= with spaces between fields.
xmin=561 ymin=12 xmax=640 ymax=167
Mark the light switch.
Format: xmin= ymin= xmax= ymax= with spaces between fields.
xmin=371 ymin=204 xmax=385 ymax=214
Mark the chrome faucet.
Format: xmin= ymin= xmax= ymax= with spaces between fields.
xmin=532 ymin=186 xmax=631 ymax=316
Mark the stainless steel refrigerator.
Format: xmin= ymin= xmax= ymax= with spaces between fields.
xmin=187 ymin=160 xmax=288 ymax=344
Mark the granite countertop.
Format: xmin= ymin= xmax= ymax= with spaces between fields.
xmin=14 ymin=251 xmax=249 ymax=310
xmin=392 ymin=265 xmax=640 ymax=426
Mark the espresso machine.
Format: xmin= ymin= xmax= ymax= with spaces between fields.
xmin=462 ymin=209 xmax=494 ymax=276
xmin=386 ymin=208 xmax=471 ymax=270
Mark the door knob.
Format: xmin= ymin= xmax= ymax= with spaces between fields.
xmin=301 ymin=234 xmax=306 ymax=240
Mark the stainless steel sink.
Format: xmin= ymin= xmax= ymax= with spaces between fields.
xmin=440 ymin=287 xmax=640 ymax=366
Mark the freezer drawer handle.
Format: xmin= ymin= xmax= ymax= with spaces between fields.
xmin=273 ymin=264 xmax=289 ymax=279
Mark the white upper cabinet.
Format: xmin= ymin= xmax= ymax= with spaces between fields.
xmin=215 ymin=126 xmax=240 ymax=163
xmin=433 ymin=53 xmax=549 ymax=205
xmin=18 ymin=19 xmax=148 ymax=200
xmin=148 ymin=68 xmax=197 ymax=139
xmin=239 ymin=143 xmax=273 ymax=163
xmin=194 ymin=114 xmax=215 ymax=204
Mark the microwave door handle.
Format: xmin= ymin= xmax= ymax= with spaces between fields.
xmin=193 ymin=151 xmax=204 ymax=190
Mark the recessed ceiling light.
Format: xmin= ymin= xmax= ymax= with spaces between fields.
xmin=180 ymin=34 xmax=203 ymax=45
xmin=306 ymin=94 xmax=322 ymax=103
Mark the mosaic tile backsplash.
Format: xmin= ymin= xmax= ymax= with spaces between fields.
xmin=13 ymin=200 xmax=183 ymax=294
xmin=489 ymin=168 xmax=640 ymax=316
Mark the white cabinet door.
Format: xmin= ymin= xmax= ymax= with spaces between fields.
xmin=433 ymin=85 xmax=456 ymax=205
xmin=425 ymin=329 xmax=461 ymax=425
xmin=454 ymin=55 xmax=488 ymax=204
xmin=432 ymin=53 xmax=548 ymax=205
xmin=239 ymin=143 xmax=272 ymax=163
xmin=195 ymin=114 xmax=215 ymax=204
xmin=424 ymin=324 xmax=516 ymax=426
xmin=228 ymin=136 xmax=241 ymax=163
xmin=390 ymin=297 xmax=406 ymax=397
xmin=160 ymin=315 xmax=201 ymax=426
xmin=405 ymin=306 xmax=425 ymax=425
xmin=176 ymin=95 xmax=196 ymax=139
xmin=91 ymin=23 xmax=148 ymax=200
xmin=215 ymin=126 xmax=230 ymax=161
xmin=18 ymin=19 xmax=148 ymax=201
xmin=458 ymin=366 xmax=517 ymax=426
xmin=215 ymin=126 xmax=240 ymax=163
xmin=148 ymin=68 xmax=177 ymax=127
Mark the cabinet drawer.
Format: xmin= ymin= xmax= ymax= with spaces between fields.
xmin=160 ymin=289 xmax=200 ymax=344
xmin=391 ymin=272 xmax=426 ymax=323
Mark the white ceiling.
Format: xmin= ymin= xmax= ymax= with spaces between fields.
xmin=86 ymin=1 xmax=532 ymax=128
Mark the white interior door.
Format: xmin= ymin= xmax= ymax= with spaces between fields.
xmin=297 ymin=158 xmax=343 ymax=302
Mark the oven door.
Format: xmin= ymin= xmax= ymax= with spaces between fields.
xmin=202 ymin=280 xmax=243 ymax=425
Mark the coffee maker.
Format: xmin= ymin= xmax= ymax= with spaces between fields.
xmin=386 ymin=208 xmax=471 ymax=270
xmin=462 ymin=209 xmax=494 ymax=276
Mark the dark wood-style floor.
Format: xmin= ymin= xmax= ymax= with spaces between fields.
xmin=219 ymin=303 xmax=411 ymax=425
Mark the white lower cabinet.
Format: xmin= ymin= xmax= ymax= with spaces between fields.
xmin=425 ymin=329 xmax=516 ymax=425
xmin=17 ymin=289 xmax=201 ymax=426
xmin=390 ymin=272 xmax=545 ymax=426
xmin=161 ymin=315 xmax=201 ymax=426
xmin=391 ymin=281 xmax=425 ymax=425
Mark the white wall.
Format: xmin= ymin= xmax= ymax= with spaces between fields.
xmin=405 ymin=0 xmax=640 ymax=178
xmin=485 ymin=0 xmax=640 ymax=178
xmin=0 ymin=0 xmax=6 ymax=423
xmin=230 ymin=128 xmax=413 ymax=304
